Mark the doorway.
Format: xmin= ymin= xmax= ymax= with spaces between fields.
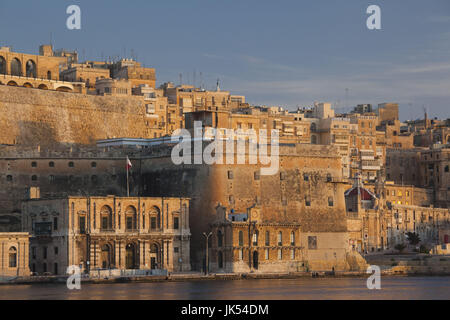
xmin=253 ymin=251 xmax=259 ymax=270
xmin=125 ymin=243 xmax=136 ymax=269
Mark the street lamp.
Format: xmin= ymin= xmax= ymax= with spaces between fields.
xmin=203 ymin=232 xmax=212 ymax=275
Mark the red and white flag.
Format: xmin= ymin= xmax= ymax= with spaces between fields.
xmin=126 ymin=156 xmax=132 ymax=170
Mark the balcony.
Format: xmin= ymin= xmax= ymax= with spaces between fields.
xmin=100 ymin=228 xmax=115 ymax=233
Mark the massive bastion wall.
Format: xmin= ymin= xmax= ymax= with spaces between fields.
xmin=0 ymin=85 xmax=150 ymax=146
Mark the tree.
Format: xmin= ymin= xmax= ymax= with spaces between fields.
xmin=394 ymin=243 xmax=406 ymax=253
xmin=406 ymin=232 xmax=421 ymax=246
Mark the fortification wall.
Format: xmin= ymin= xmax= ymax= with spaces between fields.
xmin=139 ymin=144 xmax=348 ymax=269
xmin=0 ymin=85 xmax=151 ymax=146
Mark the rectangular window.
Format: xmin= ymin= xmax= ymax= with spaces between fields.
xmin=265 ymin=249 xmax=269 ymax=260
xmin=79 ymin=216 xmax=86 ymax=234
xmin=102 ymin=217 xmax=108 ymax=230
xmin=239 ymin=249 xmax=243 ymax=260
xmin=126 ymin=217 xmax=133 ymax=230
xmin=54 ymin=247 xmax=59 ymax=255
xmin=308 ymin=236 xmax=317 ymax=250
xmin=252 ymin=232 xmax=258 ymax=246
xmin=305 ymin=196 xmax=311 ymax=207
xmin=174 ymin=217 xmax=179 ymax=230
xmin=290 ymin=249 xmax=295 ymax=260
xmin=43 ymin=247 xmax=48 ymax=260
xmin=9 ymin=252 xmax=16 ymax=268
xmin=32 ymin=247 xmax=37 ymax=260
xmin=151 ymin=217 xmax=157 ymax=230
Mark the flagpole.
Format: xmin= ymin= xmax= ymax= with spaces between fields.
xmin=127 ymin=156 xmax=130 ymax=197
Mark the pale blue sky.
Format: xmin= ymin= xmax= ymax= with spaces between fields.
xmin=1 ymin=0 xmax=450 ymax=120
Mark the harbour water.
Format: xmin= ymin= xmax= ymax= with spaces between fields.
xmin=0 ymin=276 xmax=449 ymax=300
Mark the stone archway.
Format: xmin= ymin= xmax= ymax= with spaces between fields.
xmin=23 ymin=82 xmax=33 ymax=88
xmin=10 ymin=58 xmax=22 ymax=76
xmin=9 ymin=246 xmax=17 ymax=268
xmin=7 ymin=81 xmax=18 ymax=86
xmin=101 ymin=244 xmax=112 ymax=269
xmin=149 ymin=243 xmax=160 ymax=269
xmin=55 ymin=86 xmax=72 ymax=92
xmin=38 ymin=84 xmax=48 ymax=90
xmin=0 ymin=56 xmax=6 ymax=74
xmin=26 ymin=60 xmax=37 ymax=78
xmin=125 ymin=243 xmax=137 ymax=269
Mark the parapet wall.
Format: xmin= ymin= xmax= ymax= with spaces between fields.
xmin=0 ymin=85 xmax=151 ymax=146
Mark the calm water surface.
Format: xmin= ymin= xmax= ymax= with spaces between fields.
xmin=0 ymin=277 xmax=449 ymax=300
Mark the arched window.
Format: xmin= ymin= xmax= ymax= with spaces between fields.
xmin=10 ymin=58 xmax=22 ymax=76
xmin=125 ymin=206 xmax=137 ymax=230
xmin=265 ymin=231 xmax=270 ymax=246
xmin=217 ymin=230 xmax=223 ymax=248
xmin=100 ymin=205 xmax=113 ymax=231
xmin=278 ymin=231 xmax=283 ymax=246
xmin=252 ymin=230 xmax=259 ymax=246
xmin=9 ymin=247 xmax=17 ymax=268
xmin=238 ymin=231 xmax=244 ymax=246
xmin=26 ymin=60 xmax=37 ymax=78
xmin=150 ymin=243 xmax=160 ymax=269
xmin=328 ymin=197 xmax=334 ymax=207
xmin=0 ymin=56 xmax=6 ymax=74
xmin=149 ymin=206 xmax=161 ymax=230
xmin=290 ymin=231 xmax=295 ymax=245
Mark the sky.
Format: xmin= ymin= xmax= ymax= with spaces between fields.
xmin=1 ymin=0 xmax=450 ymax=120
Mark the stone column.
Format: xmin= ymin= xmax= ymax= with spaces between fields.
xmin=90 ymin=241 xmax=98 ymax=269
xmin=115 ymin=241 xmax=121 ymax=269
xmin=168 ymin=241 xmax=174 ymax=272
xmin=139 ymin=240 xmax=144 ymax=269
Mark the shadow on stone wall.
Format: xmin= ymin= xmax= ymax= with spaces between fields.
xmin=17 ymin=121 xmax=58 ymax=147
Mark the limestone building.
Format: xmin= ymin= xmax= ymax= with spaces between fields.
xmin=22 ymin=196 xmax=191 ymax=275
xmin=138 ymin=141 xmax=365 ymax=272
xmin=0 ymin=232 xmax=30 ymax=277
xmin=209 ymin=205 xmax=366 ymax=273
